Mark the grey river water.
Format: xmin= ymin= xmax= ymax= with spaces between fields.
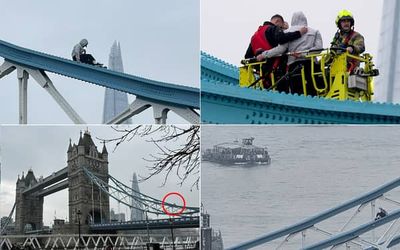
xmin=201 ymin=126 xmax=400 ymax=249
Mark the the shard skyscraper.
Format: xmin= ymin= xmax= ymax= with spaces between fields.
xmin=131 ymin=173 xmax=145 ymax=221
xmin=375 ymin=0 xmax=400 ymax=103
xmin=102 ymin=41 xmax=131 ymax=123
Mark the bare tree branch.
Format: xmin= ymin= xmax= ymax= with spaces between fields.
xmin=98 ymin=125 xmax=200 ymax=190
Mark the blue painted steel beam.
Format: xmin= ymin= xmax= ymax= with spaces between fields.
xmin=303 ymin=209 xmax=400 ymax=250
xmin=201 ymin=51 xmax=239 ymax=84
xmin=201 ymin=79 xmax=400 ymax=124
xmin=200 ymin=53 xmax=400 ymax=124
xmin=227 ymin=177 xmax=400 ymax=250
xmin=0 ymin=40 xmax=199 ymax=109
xmin=90 ymin=217 xmax=199 ymax=231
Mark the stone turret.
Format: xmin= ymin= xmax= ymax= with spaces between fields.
xmin=15 ymin=169 xmax=43 ymax=234
xmin=67 ymin=130 xmax=109 ymax=233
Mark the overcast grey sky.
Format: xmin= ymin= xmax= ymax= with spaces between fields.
xmin=201 ymin=0 xmax=382 ymax=66
xmin=0 ymin=125 xmax=199 ymax=226
xmin=0 ymin=0 xmax=199 ymax=124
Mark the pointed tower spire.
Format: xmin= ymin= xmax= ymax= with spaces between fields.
xmin=102 ymin=41 xmax=130 ymax=124
xmin=78 ymin=131 xmax=84 ymax=146
xmin=102 ymin=141 xmax=108 ymax=154
xmin=67 ymin=138 xmax=73 ymax=152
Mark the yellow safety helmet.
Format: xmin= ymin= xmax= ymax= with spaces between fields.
xmin=335 ymin=10 xmax=354 ymax=28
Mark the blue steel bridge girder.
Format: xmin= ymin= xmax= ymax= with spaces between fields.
xmin=303 ymin=209 xmax=400 ymax=250
xmin=0 ymin=40 xmax=200 ymax=124
xmin=227 ymin=177 xmax=400 ymax=250
xmin=202 ymin=79 xmax=400 ymax=124
xmin=0 ymin=60 xmax=85 ymax=124
xmin=200 ymin=52 xmax=400 ymax=124
xmin=106 ymin=96 xmax=199 ymax=124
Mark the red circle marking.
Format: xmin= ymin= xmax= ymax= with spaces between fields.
xmin=161 ymin=192 xmax=186 ymax=216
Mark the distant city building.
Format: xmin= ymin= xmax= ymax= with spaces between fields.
xmin=102 ymin=41 xmax=131 ymax=123
xmin=110 ymin=209 xmax=126 ymax=222
xmin=131 ymin=173 xmax=145 ymax=221
xmin=375 ymin=0 xmax=400 ymax=103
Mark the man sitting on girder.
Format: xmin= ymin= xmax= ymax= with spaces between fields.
xmin=71 ymin=39 xmax=105 ymax=67
xmin=375 ymin=207 xmax=388 ymax=220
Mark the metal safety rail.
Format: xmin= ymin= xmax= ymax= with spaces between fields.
xmin=227 ymin=177 xmax=400 ymax=250
xmin=0 ymin=234 xmax=199 ymax=250
xmin=201 ymin=52 xmax=400 ymax=124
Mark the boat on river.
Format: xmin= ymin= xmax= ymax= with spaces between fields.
xmin=202 ymin=137 xmax=270 ymax=165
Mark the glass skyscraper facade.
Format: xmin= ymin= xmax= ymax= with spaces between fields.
xmin=102 ymin=41 xmax=131 ymax=123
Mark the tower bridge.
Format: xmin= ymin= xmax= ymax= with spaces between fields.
xmin=12 ymin=131 xmax=110 ymax=234
xmin=1 ymin=131 xmax=199 ymax=249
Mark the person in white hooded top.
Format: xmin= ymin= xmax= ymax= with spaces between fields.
xmin=71 ymin=39 xmax=105 ymax=67
xmin=257 ymin=11 xmax=323 ymax=95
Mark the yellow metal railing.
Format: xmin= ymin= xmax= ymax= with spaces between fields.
xmin=239 ymin=48 xmax=378 ymax=102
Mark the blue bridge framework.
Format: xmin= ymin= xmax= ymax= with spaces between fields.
xmin=0 ymin=40 xmax=200 ymax=124
xmin=227 ymin=177 xmax=400 ymax=250
xmin=201 ymin=52 xmax=400 ymax=124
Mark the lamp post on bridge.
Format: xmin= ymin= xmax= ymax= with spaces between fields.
xmin=77 ymin=209 xmax=82 ymax=249
xmin=169 ymin=217 xmax=175 ymax=250
xmin=145 ymin=207 xmax=150 ymax=243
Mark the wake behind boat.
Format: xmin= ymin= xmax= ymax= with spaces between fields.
xmin=202 ymin=137 xmax=271 ymax=165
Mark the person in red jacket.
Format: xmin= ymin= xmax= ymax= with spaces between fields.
xmin=245 ymin=14 xmax=307 ymax=89
xmin=245 ymin=14 xmax=307 ymax=59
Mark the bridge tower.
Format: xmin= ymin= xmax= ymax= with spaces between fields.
xmin=67 ymin=130 xmax=110 ymax=231
xmin=14 ymin=170 xmax=43 ymax=234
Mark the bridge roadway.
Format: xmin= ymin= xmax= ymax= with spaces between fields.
xmin=0 ymin=39 xmax=199 ymax=109
xmin=227 ymin=177 xmax=400 ymax=250
xmin=201 ymin=52 xmax=400 ymax=124
xmin=89 ymin=216 xmax=199 ymax=232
